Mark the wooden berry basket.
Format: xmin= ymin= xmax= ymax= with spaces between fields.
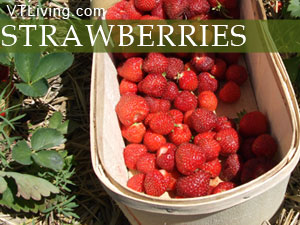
xmin=90 ymin=0 xmax=300 ymax=224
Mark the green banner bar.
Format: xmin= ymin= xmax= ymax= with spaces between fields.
xmin=0 ymin=19 xmax=299 ymax=53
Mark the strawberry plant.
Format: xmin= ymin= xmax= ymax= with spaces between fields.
xmin=14 ymin=53 xmax=74 ymax=97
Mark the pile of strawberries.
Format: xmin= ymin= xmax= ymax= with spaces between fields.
xmin=109 ymin=0 xmax=278 ymax=198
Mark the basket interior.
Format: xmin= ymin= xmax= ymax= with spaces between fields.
xmin=93 ymin=0 xmax=295 ymax=192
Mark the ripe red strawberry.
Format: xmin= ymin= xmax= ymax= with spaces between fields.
xmin=220 ymin=153 xmax=243 ymax=181
xmin=123 ymin=144 xmax=148 ymax=170
xmin=143 ymin=53 xmax=168 ymax=74
xmin=218 ymin=53 xmax=241 ymax=65
xmin=207 ymin=0 xmax=219 ymax=8
xmin=169 ymin=124 xmax=192 ymax=146
xmin=162 ymin=81 xmax=179 ymax=101
xmin=239 ymin=111 xmax=268 ymax=137
xmin=239 ymin=137 xmax=256 ymax=160
xmin=219 ymin=81 xmax=241 ymax=103
xmin=216 ymin=128 xmax=239 ymax=155
xmin=187 ymin=0 xmax=211 ymax=18
xmin=175 ymin=143 xmax=206 ymax=175
xmin=241 ymin=157 xmax=275 ymax=183
xmin=106 ymin=1 xmax=129 ymax=20
xmin=174 ymin=52 xmax=190 ymax=58
xmin=119 ymin=79 xmax=138 ymax=95
xmin=174 ymin=91 xmax=198 ymax=112
xmin=225 ymin=65 xmax=248 ymax=86
xmin=116 ymin=94 xmax=149 ymax=127
xmin=135 ymin=0 xmax=157 ymax=11
xmin=163 ymin=0 xmax=189 ymax=19
xmin=166 ymin=57 xmax=184 ymax=80
xmin=211 ymin=58 xmax=227 ymax=80
xmin=117 ymin=57 xmax=144 ymax=83
xmin=143 ymin=130 xmax=166 ymax=152
xmin=169 ymin=109 xmax=184 ymax=124
xmin=140 ymin=74 xmax=167 ymax=97
xmin=190 ymin=108 xmax=217 ymax=133
xmin=151 ymin=0 xmax=167 ymax=18
xmin=198 ymin=72 xmax=218 ymax=92
xmin=176 ymin=170 xmax=210 ymax=197
xmin=145 ymin=97 xmax=171 ymax=113
xmin=149 ymin=112 xmax=174 ymax=135
xmin=127 ymin=174 xmax=145 ymax=192
xmin=194 ymin=131 xmax=216 ymax=144
xmin=191 ymin=53 xmax=215 ymax=72
xmin=212 ymin=182 xmax=235 ymax=194
xmin=214 ymin=116 xmax=235 ymax=132
xmin=144 ymin=169 xmax=169 ymax=196
xmin=121 ymin=123 xmax=146 ymax=143
xmin=144 ymin=113 xmax=156 ymax=126
xmin=136 ymin=153 xmax=157 ymax=174
xmin=198 ymin=91 xmax=218 ymax=111
xmin=252 ymin=134 xmax=277 ymax=158
xmin=167 ymin=170 xmax=180 ymax=191
xmin=121 ymin=53 xmax=142 ymax=59
xmin=200 ymin=158 xmax=221 ymax=178
xmin=183 ymin=110 xmax=194 ymax=127
xmin=184 ymin=62 xmax=197 ymax=73
xmin=194 ymin=137 xmax=221 ymax=161
xmin=156 ymin=143 xmax=176 ymax=171
xmin=178 ymin=71 xmax=198 ymax=91
xmin=126 ymin=0 xmax=144 ymax=19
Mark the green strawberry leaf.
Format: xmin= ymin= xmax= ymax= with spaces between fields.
xmin=49 ymin=112 xmax=63 ymax=129
xmin=0 ymin=172 xmax=59 ymax=201
xmin=32 ymin=150 xmax=64 ymax=171
xmin=0 ymin=53 xmax=11 ymax=66
xmin=31 ymin=128 xmax=66 ymax=151
xmin=15 ymin=78 xmax=49 ymax=97
xmin=31 ymin=53 xmax=74 ymax=82
xmin=0 ymin=177 xmax=7 ymax=194
xmin=233 ymin=109 xmax=247 ymax=124
xmin=0 ymin=178 xmax=46 ymax=213
xmin=288 ymin=0 xmax=300 ymax=18
xmin=12 ymin=140 xmax=33 ymax=165
xmin=14 ymin=53 xmax=41 ymax=83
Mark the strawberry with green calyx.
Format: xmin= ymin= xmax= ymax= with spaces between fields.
xmin=174 ymin=91 xmax=198 ymax=112
xmin=121 ymin=123 xmax=146 ymax=144
xmin=117 ymin=57 xmax=144 ymax=83
xmin=190 ymin=108 xmax=217 ymax=133
xmin=169 ymin=123 xmax=192 ymax=146
xmin=149 ymin=112 xmax=175 ymax=135
xmin=166 ymin=58 xmax=184 ymax=80
xmin=198 ymin=72 xmax=218 ymax=92
xmin=178 ymin=70 xmax=198 ymax=91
